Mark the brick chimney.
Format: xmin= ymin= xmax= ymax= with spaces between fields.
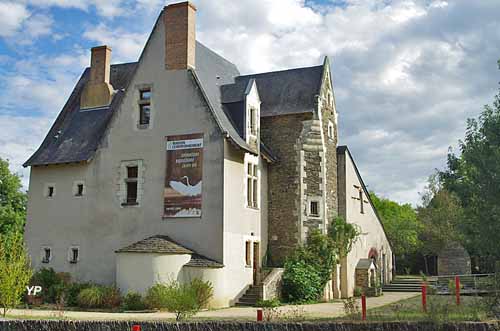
xmin=164 ymin=1 xmax=196 ymax=70
xmin=80 ymin=46 xmax=114 ymax=109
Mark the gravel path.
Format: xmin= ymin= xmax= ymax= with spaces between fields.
xmin=6 ymin=292 xmax=419 ymax=321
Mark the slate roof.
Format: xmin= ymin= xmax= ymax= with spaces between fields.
xmin=233 ymin=65 xmax=324 ymax=117
xmin=185 ymin=254 xmax=224 ymax=268
xmin=115 ymin=235 xmax=194 ymax=254
xmin=356 ymin=258 xmax=376 ymax=270
xmin=24 ymin=63 xmax=137 ymax=167
xmin=24 ymin=39 xmax=321 ymax=166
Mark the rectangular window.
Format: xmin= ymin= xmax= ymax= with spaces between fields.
xmin=76 ymin=184 xmax=84 ymax=196
xmin=70 ymin=248 xmax=79 ymax=264
xmin=138 ymin=88 xmax=151 ymax=126
xmin=42 ymin=248 xmax=51 ymax=263
xmin=125 ymin=166 xmax=138 ymax=205
xmin=48 ymin=186 xmax=54 ymax=197
xmin=245 ymin=241 xmax=251 ymax=266
xmin=310 ymin=201 xmax=319 ymax=217
xmin=246 ymin=162 xmax=258 ymax=208
xmin=249 ymin=107 xmax=257 ymax=136
xmin=139 ymin=104 xmax=151 ymax=125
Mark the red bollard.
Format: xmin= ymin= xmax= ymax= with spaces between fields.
xmin=132 ymin=325 xmax=141 ymax=331
xmin=257 ymin=308 xmax=263 ymax=322
xmin=455 ymin=276 xmax=460 ymax=306
xmin=421 ymin=283 xmax=427 ymax=312
xmin=361 ymin=294 xmax=367 ymax=321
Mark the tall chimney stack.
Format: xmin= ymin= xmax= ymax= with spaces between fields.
xmin=80 ymin=45 xmax=114 ymax=109
xmin=164 ymin=2 xmax=196 ymax=70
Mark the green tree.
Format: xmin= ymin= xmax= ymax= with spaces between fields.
xmin=0 ymin=231 xmax=33 ymax=316
xmin=440 ymin=60 xmax=500 ymax=260
xmin=0 ymin=158 xmax=27 ymax=235
xmin=417 ymin=175 xmax=465 ymax=273
xmin=370 ymin=192 xmax=421 ymax=257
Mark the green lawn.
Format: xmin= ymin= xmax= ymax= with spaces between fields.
xmin=340 ymin=295 xmax=491 ymax=322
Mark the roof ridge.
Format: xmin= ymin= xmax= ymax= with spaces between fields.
xmin=237 ymin=64 xmax=324 ymax=78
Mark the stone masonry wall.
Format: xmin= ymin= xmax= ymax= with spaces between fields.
xmin=1 ymin=320 xmax=498 ymax=331
xmin=438 ymin=242 xmax=472 ymax=275
xmin=261 ymin=113 xmax=312 ymax=266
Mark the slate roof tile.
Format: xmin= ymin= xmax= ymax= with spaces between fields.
xmin=115 ymin=235 xmax=193 ymax=254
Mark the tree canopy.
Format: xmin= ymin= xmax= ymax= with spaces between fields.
xmin=370 ymin=192 xmax=420 ymax=257
xmin=0 ymin=158 xmax=27 ymax=235
xmin=440 ymin=60 xmax=500 ymax=259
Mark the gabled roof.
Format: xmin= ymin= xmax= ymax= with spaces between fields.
xmin=337 ymin=145 xmax=394 ymax=252
xmin=24 ymin=36 xmax=323 ymax=167
xmin=115 ymin=235 xmax=193 ymax=254
xmin=234 ymin=65 xmax=324 ymax=117
xmin=24 ymin=63 xmax=137 ymax=167
xmin=356 ymin=258 xmax=376 ymax=270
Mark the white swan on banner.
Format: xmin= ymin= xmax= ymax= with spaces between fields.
xmin=169 ymin=176 xmax=201 ymax=196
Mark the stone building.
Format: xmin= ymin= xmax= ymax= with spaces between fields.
xmin=23 ymin=1 xmax=393 ymax=306
xmin=437 ymin=242 xmax=471 ymax=276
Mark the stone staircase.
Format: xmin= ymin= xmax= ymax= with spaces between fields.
xmin=235 ymin=284 xmax=263 ymax=306
xmin=383 ymin=277 xmax=425 ymax=292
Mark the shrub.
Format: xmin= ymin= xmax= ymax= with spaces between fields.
xmin=145 ymin=280 xmax=208 ymax=321
xmin=353 ymin=287 xmax=363 ymax=297
xmin=189 ymin=278 xmax=213 ymax=309
xmin=122 ymin=291 xmax=147 ymax=311
xmin=65 ymin=283 xmax=92 ymax=307
xmin=77 ymin=286 xmax=105 ymax=308
xmin=282 ymin=258 xmax=323 ymax=303
xmin=256 ymin=298 xmax=280 ymax=308
xmin=30 ymin=268 xmax=62 ymax=303
xmin=144 ymin=283 xmax=170 ymax=310
xmin=102 ymin=286 xmax=121 ymax=309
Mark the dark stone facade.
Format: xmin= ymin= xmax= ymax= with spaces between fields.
xmin=261 ymin=67 xmax=339 ymax=266
xmin=261 ymin=113 xmax=310 ymax=266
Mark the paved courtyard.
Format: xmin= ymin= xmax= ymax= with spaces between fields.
xmin=6 ymin=292 xmax=419 ymax=321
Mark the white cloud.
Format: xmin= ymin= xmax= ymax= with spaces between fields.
xmin=83 ymin=24 xmax=148 ymax=63
xmin=0 ymin=1 xmax=30 ymax=37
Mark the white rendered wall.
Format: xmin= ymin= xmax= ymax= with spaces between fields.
xmin=339 ymin=151 xmax=393 ymax=298
xmin=116 ymin=253 xmax=191 ymax=294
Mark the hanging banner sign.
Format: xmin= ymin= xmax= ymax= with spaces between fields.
xmin=164 ymin=133 xmax=203 ymax=218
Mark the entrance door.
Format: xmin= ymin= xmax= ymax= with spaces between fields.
xmin=253 ymin=242 xmax=260 ymax=285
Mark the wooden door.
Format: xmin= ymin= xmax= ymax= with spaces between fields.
xmin=253 ymin=242 xmax=260 ymax=285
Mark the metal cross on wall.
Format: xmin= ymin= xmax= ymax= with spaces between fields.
xmin=352 ymin=185 xmax=369 ymax=214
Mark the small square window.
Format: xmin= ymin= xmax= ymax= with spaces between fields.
xmin=310 ymin=201 xmax=319 ymax=217
xmin=42 ymin=248 xmax=51 ymax=263
xmin=127 ymin=166 xmax=138 ymax=179
xmin=76 ymin=184 xmax=84 ymax=196
xmin=70 ymin=248 xmax=79 ymax=264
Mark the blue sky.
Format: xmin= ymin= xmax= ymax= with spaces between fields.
xmin=1 ymin=0 xmax=499 ymax=205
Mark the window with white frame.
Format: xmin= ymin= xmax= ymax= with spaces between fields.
xmin=41 ymin=247 xmax=52 ymax=263
xmin=68 ymin=246 xmax=79 ymax=264
xmin=328 ymin=121 xmax=335 ymax=140
xmin=248 ymin=107 xmax=258 ymax=137
xmin=246 ymin=161 xmax=259 ymax=208
xmin=44 ymin=183 xmax=56 ymax=198
xmin=307 ymin=197 xmax=322 ymax=218
xmin=73 ymin=181 xmax=85 ymax=197
xmin=119 ymin=160 xmax=143 ymax=206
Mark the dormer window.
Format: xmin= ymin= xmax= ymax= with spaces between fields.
xmin=249 ymin=107 xmax=257 ymax=137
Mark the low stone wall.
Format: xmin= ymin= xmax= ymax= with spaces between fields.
xmin=262 ymin=267 xmax=284 ymax=300
xmin=0 ymin=320 xmax=498 ymax=331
